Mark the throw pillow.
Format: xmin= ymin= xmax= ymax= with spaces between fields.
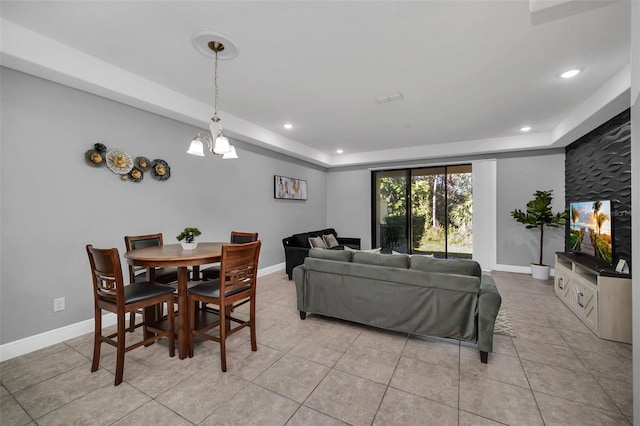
xmin=353 ymin=251 xmax=410 ymax=268
xmin=308 ymin=236 xmax=327 ymax=249
xmin=322 ymin=233 xmax=339 ymax=248
xmin=345 ymin=246 xmax=381 ymax=254
xmin=309 ymin=247 xmax=353 ymax=262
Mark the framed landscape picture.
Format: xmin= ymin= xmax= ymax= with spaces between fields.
xmin=274 ymin=175 xmax=308 ymax=200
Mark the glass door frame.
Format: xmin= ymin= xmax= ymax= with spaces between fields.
xmin=371 ymin=164 xmax=472 ymax=257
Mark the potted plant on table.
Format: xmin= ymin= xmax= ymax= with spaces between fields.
xmin=177 ymin=227 xmax=201 ymax=250
xmin=510 ymin=190 xmax=568 ymax=280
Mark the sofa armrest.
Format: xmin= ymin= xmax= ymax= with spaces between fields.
xmin=282 ymin=236 xmax=294 ymax=247
xmin=292 ymin=264 xmax=306 ymax=310
xmin=336 ymin=236 xmax=361 ymax=248
xmin=477 ymin=274 xmax=502 ymax=354
xmin=284 ymin=246 xmax=311 ymax=279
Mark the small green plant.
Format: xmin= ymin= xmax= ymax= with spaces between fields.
xmin=510 ymin=190 xmax=568 ymax=266
xmin=176 ymin=227 xmax=201 ymax=243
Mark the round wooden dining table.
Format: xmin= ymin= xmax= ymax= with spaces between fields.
xmin=124 ymin=242 xmax=224 ymax=359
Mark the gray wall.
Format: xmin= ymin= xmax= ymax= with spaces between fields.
xmin=497 ymin=153 xmax=566 ymax=267
xmin=0 ymin=68 xmax=327 ymax=343
xmin=326 ymin=169 xmax=371 ymax=249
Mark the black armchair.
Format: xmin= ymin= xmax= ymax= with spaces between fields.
xmin=282 ymin=228 xmax=360 ymax=279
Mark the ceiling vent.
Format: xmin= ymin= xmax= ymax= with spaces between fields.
xmin=375 ymin=92 xmax=403 ymax=104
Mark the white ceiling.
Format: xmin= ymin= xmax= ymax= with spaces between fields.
xmin=0 ymin=1 xmax=632 ymax=167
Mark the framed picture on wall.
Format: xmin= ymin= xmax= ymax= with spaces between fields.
xmin=274 ymin=175 xmax=308 ymax=200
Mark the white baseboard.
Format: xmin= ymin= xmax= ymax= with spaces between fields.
xmin=494 ymin=264 xmax=555 ymax=277
xmin=0 ymin=313 xmax=117 ymax=362
xmin=258 ymin=262 xmax=285 ymax=277
xmin=0 ymin=264 xmax=286 ymax=362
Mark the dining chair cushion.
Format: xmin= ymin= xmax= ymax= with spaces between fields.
xmin=161 ymin=281 xmax=201 ymax=293
xmin=200 ymin=266 xmax=221 ymax=281
xmin=102 ymin=282 xmax=175 ymax=304
xmin=128 ymin=236 xmax=162 ymax=249
xmin=188 ymin=279 xmax=251 ymax=299
xmin=133 ymin=267 xmax=179 ymax=283
xmin=232 ymin=235 xmax=257 ymax=244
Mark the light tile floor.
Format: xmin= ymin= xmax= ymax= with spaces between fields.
xmin=1 ymin=271 xmax=633 ymax=425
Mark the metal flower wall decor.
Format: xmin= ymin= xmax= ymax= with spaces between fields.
xmin=84 ymin=143 xmax=171 ymax=182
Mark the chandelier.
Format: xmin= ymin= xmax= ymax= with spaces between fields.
xmin=187 ymin=35 xmax=238 ymax=159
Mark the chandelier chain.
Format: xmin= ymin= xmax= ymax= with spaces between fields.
xmin=213 ymin=48 xmax=219 ymax=122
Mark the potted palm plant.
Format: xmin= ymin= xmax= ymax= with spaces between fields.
xmin=510 ymin=190 xmax=568 ymax=280
xmin=177 ymin=227 xmax=201 ymax=250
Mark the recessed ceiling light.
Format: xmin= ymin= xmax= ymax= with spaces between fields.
xmin=283 ymin=123 xmax=294 ymax=130
xmin=560 ymin=69 xmax=581 ymax=79
xmin=520 ymin=126 xmax=532 ymax=132
xmin=336 ymin=149 xmax=344 ymax=154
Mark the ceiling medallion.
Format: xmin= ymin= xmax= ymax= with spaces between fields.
xmin=191 ymin=30 xmax=239 ymax=60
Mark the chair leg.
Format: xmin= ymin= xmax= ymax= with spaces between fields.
xmin=128 ymin=311 xmax=136 ymax=332
xmin=91 ymin=306 xmax=102 ymax=373
xmin=114 ymin=314 xmax=126 ymax=386
xmin=225 ymin=304 xmax=232 ymax=334
xmin=188 ymin=296 xmax=195 ymax=358
xmin=167 ymin=300 xmax=175 ymax=358
xmin=219 ymin=303 xmax=227 ymax=372
xmin=249 ymin=298 xmax=257 ymax=352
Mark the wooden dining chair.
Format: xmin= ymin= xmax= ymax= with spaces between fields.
xmin=124 ymin=233 xmax=183 ymax=284
xmin=124 ymin=233 xmax=188 ymax=330
xmin=188 ymin=240 xmax=261 ymax=371
xmin=86 ymin=244 xmax=175 ymax=386
xmin=200 ymin=231 xmax=258 ymax=281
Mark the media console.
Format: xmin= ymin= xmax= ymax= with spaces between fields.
xmin=554 ymin=252 xmax=632 ymax=344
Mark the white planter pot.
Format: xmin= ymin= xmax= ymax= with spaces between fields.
xmin=181 ymin=242 xmax=198 ymax=250
xmin=531 ymin=263 xmax=550 ymax=280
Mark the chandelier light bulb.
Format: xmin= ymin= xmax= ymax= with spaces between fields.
xmin=186 ymin=138 xmax=205 ymax=156
xmin=213 ymin=135 xmax=231 ymax=154
xmin=222 ymin=145 xmax=238 ymax=159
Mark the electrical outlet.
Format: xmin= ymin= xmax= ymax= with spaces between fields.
xmin=53 ymin=297 xmax=65 ymax=312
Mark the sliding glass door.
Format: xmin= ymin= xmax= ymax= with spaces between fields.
xmin=410 ymin=167 xmax=446 ymax=255
xmin=373 ymin=169 xmax=408 ymax=252
xmin=373 ymin=164 xmax=472 ymax=258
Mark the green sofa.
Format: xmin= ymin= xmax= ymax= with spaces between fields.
xmin=293 ymin=248 xmax=502 ymax=363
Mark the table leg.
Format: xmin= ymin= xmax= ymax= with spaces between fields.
xmin=177 ymin=267 xmax=189 ymax=359
xmin=192 ymin=265 xmax=200 ymax=281
xmin=143 ymin=267 xmax=159 ymax=343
